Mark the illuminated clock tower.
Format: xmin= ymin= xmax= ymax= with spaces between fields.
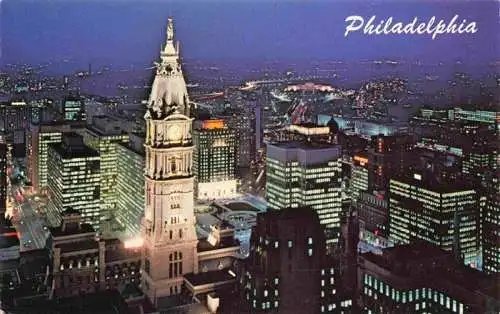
xmin=141 ymin=17 xmax=198 ymax=307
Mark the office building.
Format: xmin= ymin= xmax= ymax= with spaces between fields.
xmin=0 ymin=142 xmax=6 ymax=216
xmin=241 ymin=207 xmax=344 ymax=313
xmin=266 ymin=142 xmax=342 ymax=247
xmin=218 ymin=107 xmax=253 ymax=171
xmin=448 ymin=107 xmax=499 ymax=125
xmin=483 ymin=171 xmax=500 ymax=274
xmin=83 ymin=116 xmax=129 ymax=218
xmin=115 ymin=133 xmax=145 ymax=238
xmin=355 ymin=191 xmax=389 ymax=245
xmin=359 ymin=241 xmax=500 ymax=313
xmin=0 ymin=100 xmax=29 ymax=133
xmin=27 ymin=121 xmax=85 ymax=192
xmin=62 ymin=97 xmax=86 ymax=122
xmin=46 ymin=133 xmax=101 ymax=228
xmin=349 ymin=153 xmax=370 ymax=199
xmin=389 ymin=174 xmax=480 ymax=266
xmin=193 ymin=119 xmax=237 ymax=200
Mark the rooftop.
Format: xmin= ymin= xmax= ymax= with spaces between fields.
xmin=184 ymin=269 xmax=236 ymax=286
xmin=197 ymin=236 xmax=239 ymax=253
xmin=50 ymin=223 xmax=95 ymax=237
xmin=362 ymin=241 xmax=500 ymax=299
xmin=49 ymin=141 xmax=100 ymax=159
xmin=56 ymin=239 xmax=98 ymax=253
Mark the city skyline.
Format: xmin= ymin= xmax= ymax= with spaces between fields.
xmin=2 ymin=0 xmax=499 ymax=70
xmin=0 ymin=2 xmax=498 ymax=313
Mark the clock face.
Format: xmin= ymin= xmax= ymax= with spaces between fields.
xmin=168 ymin=125 xmax=182 ymax=141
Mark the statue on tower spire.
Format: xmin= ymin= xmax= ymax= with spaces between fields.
xmin=167 ymin=17 xmax=174 ymax=41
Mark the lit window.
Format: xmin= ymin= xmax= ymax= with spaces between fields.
xmin=288 ymin=240 xmax=293 ymax=248
xmin=308 ymin=249 xmax=313 ymax=256
xmin=308 ymin=237 xmax=313 ymax=245
xmin=274 ymin=241 xmax=279 ymax=248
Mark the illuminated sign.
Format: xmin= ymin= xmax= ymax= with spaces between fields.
xmin=413 ymin=173 xmax=422 ymax=180
xmin=202 ymin=119 xmax=225 ymax=130
xmin=354 ymin=155 xmax=368 ymax=166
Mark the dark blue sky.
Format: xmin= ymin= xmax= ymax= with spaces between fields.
xmin=1 ymin=0 xmax=498 ymax=68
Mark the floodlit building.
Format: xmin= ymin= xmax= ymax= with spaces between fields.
xmin=46 ymin=133 xmax=101 ymax=228
xmin=141 ymin=18 xmax=240 ymax=309
xmin=266 ymin=141 xmax=342 ymax=248
xmin=193 ymin=119 xmax=237 ymax=200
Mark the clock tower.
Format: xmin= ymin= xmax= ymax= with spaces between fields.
xmin=141 ymin=17 xmax=198 ymax=307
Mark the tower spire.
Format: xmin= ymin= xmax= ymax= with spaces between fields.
xmin=145 ymin=16 xmax=190 ymax=119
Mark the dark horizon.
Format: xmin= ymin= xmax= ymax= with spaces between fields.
xmin=1 ymin=0 xmax=499 ymax=71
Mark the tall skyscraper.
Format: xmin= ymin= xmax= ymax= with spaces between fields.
xmin=46 ymin=133 xmax=101 ymax=228
xmin=483 ymin=171 xmax=500 ymax=274
xmin=266 ymin=142 xmax=343 ymax=248
xmin=389 ymin=174 xmax=480 ymax=266
xmin=27 ymin=121 xmax=85 ymax=192
xmin=141 ymin=17 xmax=198 ymax=307
xmin=83 ymin=117 xmax=129 ymax=218
xmin=115 ymin=133 xmax=145 ymax=238
xmin=193 ymin=119 xmax=237 ymax=200
xmin=0 ymin=142 xmax=6 ymax=216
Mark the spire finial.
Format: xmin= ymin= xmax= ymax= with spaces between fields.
xmin=167 ymin=17 xmax=174 ymax=41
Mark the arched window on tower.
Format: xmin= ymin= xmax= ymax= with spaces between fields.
xmin=179 ymin=229 xmax=183 ymax=239
xmin=169 ymin=230 xmax=173 ymax=240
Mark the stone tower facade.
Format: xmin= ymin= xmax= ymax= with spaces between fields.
xmin=141 ymin=17 xmax=198 ymax=307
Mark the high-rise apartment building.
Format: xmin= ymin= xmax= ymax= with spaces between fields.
xmin=389 ymin=174 xmax=480 ymax=266
xmin=193 ymin=119 xmax=237 ymax=200
xmin=27 ymin=121 xmax=86 ymax=192
xmin=83 ymin=117 xmax=129 ymax=218
xmin=266 ymin=142 xmax=342 ymax=247
xmin=115 ymin=133 xmax=145 ymax=238
xmin=46 ymin=133 xmax=101 ymax=228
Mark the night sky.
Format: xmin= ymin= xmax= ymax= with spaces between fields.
xmin=1 ymin=0 xmax=498 ymax=68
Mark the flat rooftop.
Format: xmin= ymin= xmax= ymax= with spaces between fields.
xmin=197 ymin=236 xmax=239 ymax=253
xmin=184 ymin=269 xmax=236 ymax=286
xmin=50 ymin=223 xmax=95 ymax=237
xmin=49 ymin=142 xmax=100 ymax=159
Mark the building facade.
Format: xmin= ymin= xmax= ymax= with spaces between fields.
xmin=359 ymin=242 xmax=500 ymax=314
xmin=389 ymin=174 xmax=480 ymax=266
xmin=140 ymin=17 xmax=199 ymax=307
xmin=83 ymin=118 xmax=129 ymax=218
xmin=27 ymin=121 xmax=86 ymax=192
xmin=115 ymin=134 xmax=145 ymax=239
xmin=46 ymin=133 xmax=101 ymax=228
xmin=193 ymin=119 xmax=237 ymax=200
xmin=266 ymin=142 xmax=342 ymax=247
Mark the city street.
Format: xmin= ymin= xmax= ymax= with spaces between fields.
xmin=10 ymin=187 xmax=50 ymax=252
